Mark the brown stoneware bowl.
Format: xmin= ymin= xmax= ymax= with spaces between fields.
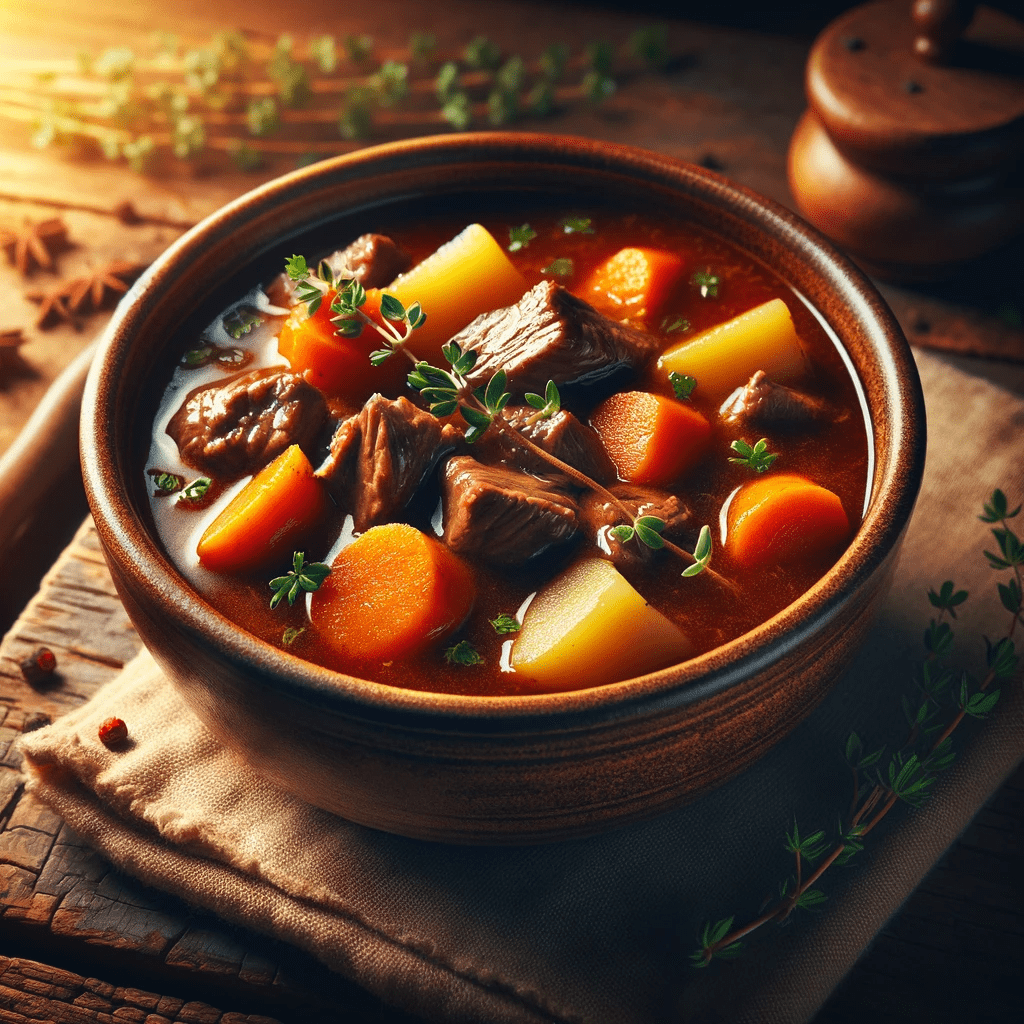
xmin=81 ymin=134 xmax=925 ymax=844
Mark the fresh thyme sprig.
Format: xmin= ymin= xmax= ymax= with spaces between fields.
xmin=444 ymin=639 xmax=484 ymax=665
xmin=269 ymin=551 xmax=331 ymax=609
xmin=729 ymin=438 xmax=778 ymax=474
xmin=11 ymin=26 xmax=673 ymax=172
xmin=406 ymin=344 xmax=725 ymax=582
xmin=284 ymin=253 xmax=425 ymax=363
xmin=690 ymin=488 xmax=1022 ymax=967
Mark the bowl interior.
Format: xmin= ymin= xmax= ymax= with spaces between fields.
xmin=83 ymin=133 xmax=925 ymax=731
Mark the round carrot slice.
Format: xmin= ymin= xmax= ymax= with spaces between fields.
xmin=310 ymin=524 xmax=476 ymax=663
xmin=727 ymin=473 xmax=851 ymax=569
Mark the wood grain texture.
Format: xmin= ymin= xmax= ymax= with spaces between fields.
xmin=0 ymin=522 xmax=421 ymax=1023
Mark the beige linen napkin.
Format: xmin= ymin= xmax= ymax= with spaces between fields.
xmin=18 ymin=349 xmax=1024 ymax=1024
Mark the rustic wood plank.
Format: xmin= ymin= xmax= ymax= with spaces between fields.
xmin=0 ymin=956 xmax=279 ymax=1024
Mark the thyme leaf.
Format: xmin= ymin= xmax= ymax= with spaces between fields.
xmin=269 ymin=551 xmax=331 ymax=609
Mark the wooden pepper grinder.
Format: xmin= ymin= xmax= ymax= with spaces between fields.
xmin=787 ymin=1 xmax=1024 ymax=281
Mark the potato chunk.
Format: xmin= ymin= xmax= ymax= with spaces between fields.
xmin=368 ymin=224 xmax=527 ymax=362
xmin=511 ymin=558 xmax=692 ymax=691
xmin=658 ymin=297 xmax=807 ymax=403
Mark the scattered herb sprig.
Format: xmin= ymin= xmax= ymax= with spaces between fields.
xmin=729 ymin=438 xmax=778 ymax=474
xmin=690 ymin=489 xmax=1022 ymax=967
xmin=11 ymin=25 xmax=674 ymax=172
xmin=269 ymin=551 xmax=331 ymax=609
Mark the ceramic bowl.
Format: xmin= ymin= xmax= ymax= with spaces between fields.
xmin=81 ymin=134 xmax=925 ymax=844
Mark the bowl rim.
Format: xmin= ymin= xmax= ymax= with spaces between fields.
xmin=81 ymin=131 xmax=926 ymax=729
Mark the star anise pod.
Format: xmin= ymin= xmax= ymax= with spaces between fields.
xmin=63 ymin=259 xmax=146 ymax=314
xmin=0 ymin=217 xmax=69 ymax=276
xmin=26 ymin=285 xmax=80 ymax=329
xmin=26 ymin=259 xmax=148 ymax=329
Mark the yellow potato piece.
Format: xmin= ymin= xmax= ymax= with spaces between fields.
xmin=511 ymin=558 xmax=693 ymax=692
xmin=380 ymin=223 xmax=528 ymax=361
xmin=657 ymin=297 xmax=808 ymax=403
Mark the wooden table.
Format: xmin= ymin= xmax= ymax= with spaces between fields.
xmin=1 ymin=2 xmax=1021 ymax=1021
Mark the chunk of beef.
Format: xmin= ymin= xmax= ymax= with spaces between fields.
xmin=579 ymin=483 xmax=694 ymax=572
xmin=324 ymin=233 xmax=411 ymax=290
xmin=266 ymin=234 xmax=410 ymax=307
xmin=316 ymin=394 xmax=450 ymax=531
xmin=442 ymin=456 xmax=579 ymax=564
xmin=481 ymin=406 xmax=617 ymax=484
xmin=167 ymin=368 xmax=326 ymax=479
xmin=454 ymin=280 xmax=659 ymax=397
xmin=721 ymin=370 xmax=829 ymax=431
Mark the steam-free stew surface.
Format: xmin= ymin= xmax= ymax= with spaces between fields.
xmin=148 ymin=210 xmax=869 ymax=696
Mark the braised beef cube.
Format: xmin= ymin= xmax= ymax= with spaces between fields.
xmin=721 ymin=370 xmax=829 ymax=431
xmin=325 ymin=233 xmax=411 ymax=289
xmin=455 ymin=280 xmax=659 ymax=397
xmin=579 ymin=483 xmax=694 ymax=572
xmin=442 ymin=456 xmax=579 ymax=564
xmin=496 ymin=406 xmax=617 ymax=484
xmin=316 ymin=394 xmax=448 ymax=531
xmin=167 ymin=368 xmax=327 ymax=479
xmin=267 ymin=234 xmax=411 ymax=306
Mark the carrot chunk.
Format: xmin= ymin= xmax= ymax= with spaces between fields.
xmin=277 ymin=289 xmax=405 ymax=402
xmin=197 ymin=445 xmax=327 ymax=574
xmin=310 ymin=524 xmax=476 ymax=662
xmin=590 ymin=391 xmax=711 ymax=486
xmin=727 ymin=473 xmax=851 ymax=569
xmin=581 ymin=246 xmax=685 ymax=322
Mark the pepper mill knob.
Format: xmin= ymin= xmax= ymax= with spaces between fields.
xmin=787 ymin=0 xmax=1024 ymax=281
xmin=912 ymin=0 xmax=977 ymax=62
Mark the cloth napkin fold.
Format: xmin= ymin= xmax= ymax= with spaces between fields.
xmin=18 ymin=349 xmax=1024 ymax=1024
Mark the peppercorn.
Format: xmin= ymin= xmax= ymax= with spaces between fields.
xmin=98 ymin=717 xmax=128 ymax=747
xmin=19 ymin=646 xmax=57 ymax=684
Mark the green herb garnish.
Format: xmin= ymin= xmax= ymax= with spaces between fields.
xmin=559 ymin=216 xmax=595 ymax=235
xmin=692 ymin=270 xmax=720 ymax=298
xmin=508 ymin=223 xmax=537 ymax=252
xmin=669 ymin=371 xmax=697 ymax=401
xmin=681 ymin=525 xmax=712 ymax=577
xmin=282 ymin=625 xmax=305 ymax=645
xmin=444 ymin=640 xmax=484 ymax=665
xmin=223 ymin=308 xmax=262 ymax=339
xmin=343 ymin=33 xmax=374 ymax=66
xmin=610 ymin=514 xmax=666 ymax=550
xmin=629 ymin=25 xmax=670 ymax=69
xmin=182 ymin=344 xmax=215 ymax=367
xmin=269 ymin=552 xmax=331 ymax=609
xmin=149 ymin=470 xmax=183 ymax=496
xmin=179 ymin=477 xmax=212 ymax=503
xmin=308 ymin=35 xmax=337 ymax=75
xmin=662 ymin=315 xmax=691 ymax=334
xmin=463 ymin=35 xmax=501 ymax=71
xmin=729 ymin=438 xmax=778 ymax=474
xmin=490 ymin=614 xmax=521 ymax=635
xmin=524 ymin=379 xmax=561 ymax=419
xmin=541 ymin=257 xmax=574 ymax=277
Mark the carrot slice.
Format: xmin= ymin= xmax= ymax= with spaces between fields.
xmin=580 ymin=246 xmax=685 ymax=322
xmin=197 ymin=445 xmax=327 ymax=574
xmin=310 ymin=523 xmax=476 ymax=662
xmin=727 ymin=473 xmax=851 ymax=569
xmin=278 ymin=289 xmax=406 ymax=402
xmin=589 ymin=391 xmax=711 ymax=486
